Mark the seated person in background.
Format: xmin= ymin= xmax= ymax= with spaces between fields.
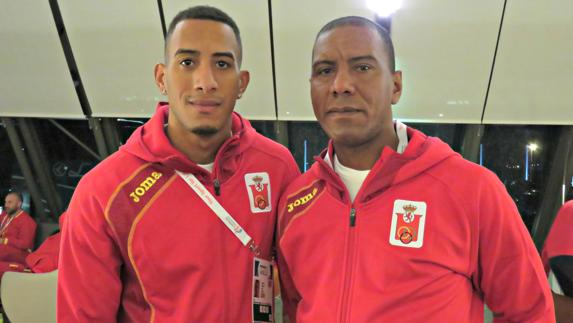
xmin=542 ymin=200 xmax=573 ymax=322
xmin=25 ymin=212 xmax=65 ymax=273
xmin=0 ymin=192 xmax=36 ymax=264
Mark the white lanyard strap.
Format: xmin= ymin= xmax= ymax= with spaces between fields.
xmin=176 ymin=171 xmax=260 ymax=255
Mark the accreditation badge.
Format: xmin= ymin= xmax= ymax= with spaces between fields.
xmin=389 ymin=199 xmax=427 ymax=248
xmin=252 ymin=257 xmax=273 ymax=322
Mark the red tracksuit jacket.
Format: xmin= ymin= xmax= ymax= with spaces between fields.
xmin=0 ymin=210 xmax=36 ymax=263
xmin=277 ymin=127 xmax=554 ymax=323
xmin=58 ymin=104 xmax=299 ymax=322
xmin=542 ymin=200 xmax=573 ymax=273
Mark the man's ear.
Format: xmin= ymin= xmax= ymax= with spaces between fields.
xmin=237 ymin=70 xmax=250 ymax=98
xmin=391 ymin=70 xmax=403 ymax=105
xmin=154 ymin=63 xmax=167 ymax=95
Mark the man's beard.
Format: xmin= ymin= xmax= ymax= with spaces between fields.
xmin=5 ymin=208 xmax=17 ymax=216
xmin=191 ymin=126 xmax=219 ymax=137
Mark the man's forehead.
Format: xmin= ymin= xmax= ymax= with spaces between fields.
xmin=312 ymin=25 xmax=384 ymax=62
xmin=169 ymin=19 xmax=239 ymax=55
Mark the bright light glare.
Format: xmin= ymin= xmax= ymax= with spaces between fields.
xmin=528 ymin=143 xmax=539 ymax=151
xmin=367 ymin=0 xmax=403 ymax=18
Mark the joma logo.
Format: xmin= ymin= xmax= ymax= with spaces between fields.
xmin=287 ymin=187 xmax=318 ymax=213
xmin=129 ymin=172 xmax=163 ymax=203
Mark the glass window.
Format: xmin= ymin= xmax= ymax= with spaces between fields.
xmin=33 ymin=119 xmax=100 ymax=211
xmin=481 ymin=125 xmax=562 ymax=232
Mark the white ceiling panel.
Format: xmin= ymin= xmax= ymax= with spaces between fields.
xmin=273 ymin=0 xmax=503 ymax=122
xmin=59 ymin=1 xmax=164 ymax=118
xmin=163 ymin=1 xmax=276 ymax=120
xmin=484 ymin=1 xmax=573 ymax=125
xmin=0 ymin=1 xmax=82 ymax=118
xmin=390 ymin=0 xmax=502 ymax=123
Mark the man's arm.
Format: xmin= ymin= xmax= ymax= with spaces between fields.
xmin=276 ymin=190 xmax=302 ymax=323
xmin=476 ymin=171 xmax=555 ymax=322
xmin=57 ymin=181 xmax=123 ymax=322
xmin=277 ymin=241 xmax=300 ymax=323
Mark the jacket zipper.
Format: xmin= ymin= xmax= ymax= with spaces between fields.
xmin=339 ymin=207 xmax=357 ymax=322
xmin=213 ymin=178 xmax=221 ymax=196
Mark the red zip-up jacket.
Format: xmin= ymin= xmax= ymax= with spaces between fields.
xmin=277 ymin=127 xmax=554 ymax=323
xmin=542 ymin=200 xmax=573 ymax=273
xmin=0 ymin=210 xmax=36 ymax=263
xmin=58 ymin=104 xmax=299 ymax=322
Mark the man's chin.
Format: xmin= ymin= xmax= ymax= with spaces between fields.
xmin=191 ymin=126 xmax=219 ymax=137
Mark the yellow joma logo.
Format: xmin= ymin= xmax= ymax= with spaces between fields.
xmin=287 ymin=187 xmax=318 ymax=213
xmin=129 ymin=172 xmax=163 ymax=203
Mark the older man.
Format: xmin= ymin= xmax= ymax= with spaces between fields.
xmin=277 ymin=16 xmax=554 ymax=322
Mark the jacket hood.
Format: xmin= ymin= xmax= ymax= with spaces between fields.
xmin=121 ymin=102 xmax=256 ymax=182
xmin=314 ymin=127 xmax=459 ymax=203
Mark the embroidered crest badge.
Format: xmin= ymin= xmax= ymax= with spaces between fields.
xmin=389 ymin=200 xmax=427 ymax=248
xmin=245 ymin=172 xmax=272 ymax=213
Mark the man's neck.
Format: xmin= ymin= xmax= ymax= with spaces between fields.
xmin=165 ymin=119 xmax=232 ymax=164
xmin=166 ymin=125 xmax=231 ymax=165
xmin=334 ymin=125 xmax=398 ymax=171
xmin=6 ymin=209 xmax=21 ymax=217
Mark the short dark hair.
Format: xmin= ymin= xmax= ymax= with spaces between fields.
xmin=165 ymin=6 xmax=243 ymax=65
xmin=6 ymin=191 xmax=23 ymax=202
xmin=314 ymin=16 xmax=395 ymax=72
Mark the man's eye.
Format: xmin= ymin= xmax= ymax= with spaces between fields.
xmin=317 ymin=67 xmax=333 ymax=75
xmin=180 ymin=59 xmax=194 ymax=67
xmin=356 ymin=64 xmax=371 ymax=72
xmin=216 ymin=61 xmax=230 ymax=69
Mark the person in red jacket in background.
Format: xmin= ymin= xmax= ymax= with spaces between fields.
xmin=276 ymin=16 xmax=554 ymax=322
xmin=25 ymin=212 xmax=66 ymax=273
xmin=57 ymin=5 xmax=299 ymax=323
xmin=0 ymin=192 xmax=36 ymax=265
xmin=542 ymin=201 xmax=573 ymax=322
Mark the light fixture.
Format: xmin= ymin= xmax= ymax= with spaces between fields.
xmin=367 ymin=0 xmax=403 ymax=18
xmin=527 ymin=143 xmax=538 ymax=152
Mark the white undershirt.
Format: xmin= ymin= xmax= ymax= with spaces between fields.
xmin=549 ymin=270 xmax=564 ymax=295
xmin=327 ymin=120 xmax=409 ymax=202
xmin=198 ymin=162 xmax=214 ymax=173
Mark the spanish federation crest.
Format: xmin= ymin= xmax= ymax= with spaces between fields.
xmin=389 ymin=200 xmax=427 ymax=248
xmin=245 ymin=172 xmax=272 ymax=213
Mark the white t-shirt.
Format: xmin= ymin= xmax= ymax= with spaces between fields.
xmin=198 ymin=162 xmax=214 ymax=173
xmin=327 ymin=120 xmax=409 ymax=202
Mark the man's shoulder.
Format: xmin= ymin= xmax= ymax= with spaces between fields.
xmin=247 ymin=132 xmax=293 ymax=161
xmin=281 ymin=165 xmax=321 ymax=197
xmin=73 ymin=150 xmax=156 ymax=204
xmin=19 ymin=211 xmax=36 ymax=224
xmin=429 ymin=154 xmax=500 ymax=188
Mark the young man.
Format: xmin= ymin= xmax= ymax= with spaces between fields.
xmin=277 ymin=16 xmax=554 ymax=322
xmin=0 ymin=191 xmax=36 ymax=264
xmin=58 ymin=6 xmax=299 ymax=322
xmin=542 ymin=200 xmax=573 ymax=321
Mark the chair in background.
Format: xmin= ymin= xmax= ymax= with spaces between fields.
xmin=0 ymin=270 xmax=57 ymax=323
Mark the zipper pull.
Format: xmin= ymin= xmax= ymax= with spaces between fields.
xmin=214 ymin=178 xmax=221 ymax=196
xmin=349 ymin=208 xmax=356 ymax=227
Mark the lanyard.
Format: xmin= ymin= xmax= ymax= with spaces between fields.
xmin=176 ymin=171 xmax=260 ymax=256
xmin=0 ymin=210 xmax=21 ymax=235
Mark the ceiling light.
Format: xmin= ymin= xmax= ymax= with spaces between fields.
xmin=367 ymin=0 xmax=403 ymax=18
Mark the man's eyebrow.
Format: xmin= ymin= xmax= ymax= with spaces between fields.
xmin=348 ymin=55 xmax=377 ymax=63
xmin=174 ymin=48 xmax=199 ymax=56
xmin=213 ymin=52 xmax=235 ymax=61
xmin=312 ymin=60 xmax=335 ymax=69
